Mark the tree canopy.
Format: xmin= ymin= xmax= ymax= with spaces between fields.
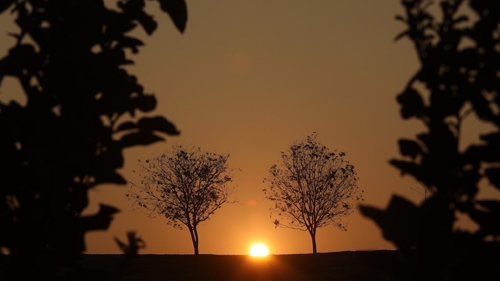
xmin=127 ymin=145 xmax=237 ymax=255
xmin=263 ymin=133 xmax=363 ymax=254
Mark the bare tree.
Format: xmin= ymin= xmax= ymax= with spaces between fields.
xmin=263 ymin=133 xmax=363 ymax=254
xmin=127 ymin=145 xmax=236 ymax=255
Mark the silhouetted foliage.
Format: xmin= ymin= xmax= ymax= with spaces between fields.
xmin=263 ymin=133 xmax=363 ymax=254
xmin=0 ymin=0 xmax=186 ymax=279
xmin=127 ymin=145 xmax=237 ymax=255
xmin=115 ymin=231 xmax=146 ymax=256
xmin=113 ymin=231 xmax=145 ymax=281
xmin=360 ymin=1 xmax=500 ymax=280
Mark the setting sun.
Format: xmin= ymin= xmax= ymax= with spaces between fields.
xmin=249 ymin=243 xmax=269 ymax=257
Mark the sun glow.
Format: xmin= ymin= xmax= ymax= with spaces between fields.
xmin=249 ymin=243 xmax=269 ymax=257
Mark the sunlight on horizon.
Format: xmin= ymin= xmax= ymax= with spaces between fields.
xmin=249 ymin=243 xmax=269 ymax=257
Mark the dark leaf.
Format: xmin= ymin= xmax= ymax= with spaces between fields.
xmin=158 ymin=0 xmax=188 ymax=33
xmin=116 ymin=121 xmax=137 ymax=132
xmin=119 ymin=36 xmax=144 ymax=53
xmin=416 ymin=133 xmax=430 ymax=149
xmin=1 ymin=44 xmax=37 ymax=75
xmin=98 ymin=204 xmax=121 ymax=216
xmin=477 ymin=200 xmax=500 ymax=213
xmin=465 ymin=144 xmax=500 ymax=163
xmin=359 ymin=205 xmax=385 ymax=226
xmin=469 ymin=200 xmax=500 ymax=236
xmin=452 ymin=15 xmax=468 ymax=25
xmin=118 ymin=0 xmax=145 ymax=11
xmin=394 ymin=30 xmax=409 ymax=41
xmin=114 ymin=237 xmax=127 ymax=252
xmin=389 ymin=159 xmax=423 ymax=181
xmin=138 ymin=116 xmax=180 ymax=135
xmin=460 ymin=170 xmax=481 ymax=196
xmin=137 ymin=13 xmax=158 ymax=35
xmin=471 ymin=92 xmax=494 ymax=121
xmin=398 ymin=139 xmax=423 ymax=159
xmin=480 ymin=132 xmax=500 ymax=143
xmin=396 ymin=88 xmax=425 ymax=119
xmin=94 ymin=171 xmax=127 ymax=185
xmin=463 ymin=145 xmax=485 ymax=166
xmin=118 ymin=0 xmax=157 ymax=35
xmin=134 ymin=94 xmax=157 ymax=112
xmin=360 ymin=196 xmax=419 ymax=249
xmin=0 ymin=0 xmax=14 ymax=14
xmin=120 ymin=131 xmax=164 ymax=147
xmin=485 ymin=168 xmax=500 ymax=190
xmin=97 ymin=144 xmax=125 ymax=170
xmin=395 ymin=15 xmax=406 ymax=23
xmin=108 ymin=48 xmax=134 ymax=65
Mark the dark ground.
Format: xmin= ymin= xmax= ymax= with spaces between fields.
xmin=1 ymin=250 xmax=415 ymax=281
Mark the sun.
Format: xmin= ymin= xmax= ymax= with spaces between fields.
xmin=249 ymin=243 xmax=269 ymax=257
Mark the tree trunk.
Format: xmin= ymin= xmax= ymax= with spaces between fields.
xmin=188 ymin=226 xmax=199 ymax=255
xmin=309 ymin=229 xmax=317 ymax=254
xmin=193 ymin=226 xmax=199 ymax=255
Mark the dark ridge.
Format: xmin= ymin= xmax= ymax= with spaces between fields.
xmin=1 ymin=250 xmax=414 ymax=281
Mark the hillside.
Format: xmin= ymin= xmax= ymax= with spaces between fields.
xmin=42 ymin=250 xmax=414 ymax=281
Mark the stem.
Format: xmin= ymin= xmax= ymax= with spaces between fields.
xmin=309 ymin=228 xmax=317 ymax=254
xmin=193 ymin=226 xmax=199 ymax=255
xmin=188 ymin=225 xmax=199 ymax=255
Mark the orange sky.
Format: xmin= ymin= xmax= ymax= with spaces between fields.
xmin=1 ymin=1 xmax=496 ymax=255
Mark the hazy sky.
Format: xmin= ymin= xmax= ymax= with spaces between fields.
xmin=0 ymin=1 xmax=494 ymax=255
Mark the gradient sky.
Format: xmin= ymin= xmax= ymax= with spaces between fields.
xmin=0 ymin=0 xmax=495 ymax=255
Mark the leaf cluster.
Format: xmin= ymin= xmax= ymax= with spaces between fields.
xmin=389 ymin=0 xmax=500 ymax=221
xmin=0 ymin=0 xmax=186 ymax=260
xmin=361 ymin=1 xmax=500 ymax=279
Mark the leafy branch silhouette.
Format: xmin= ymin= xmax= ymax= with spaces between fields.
xmin=0 ymin=0 xmax=187 ymax=279
xmin=360 ymin=1 xmax=500 ymax=280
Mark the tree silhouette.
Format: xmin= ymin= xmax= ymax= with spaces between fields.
xmin=263 ymin=133 xmax=363 ymax=254
xmin=127 ymin=145 xmax=237 ymax=255
xmin=0 ymin=0 xmax=186 ymax=279
xmin=360 ymin=1 xmax=500 ymax=280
